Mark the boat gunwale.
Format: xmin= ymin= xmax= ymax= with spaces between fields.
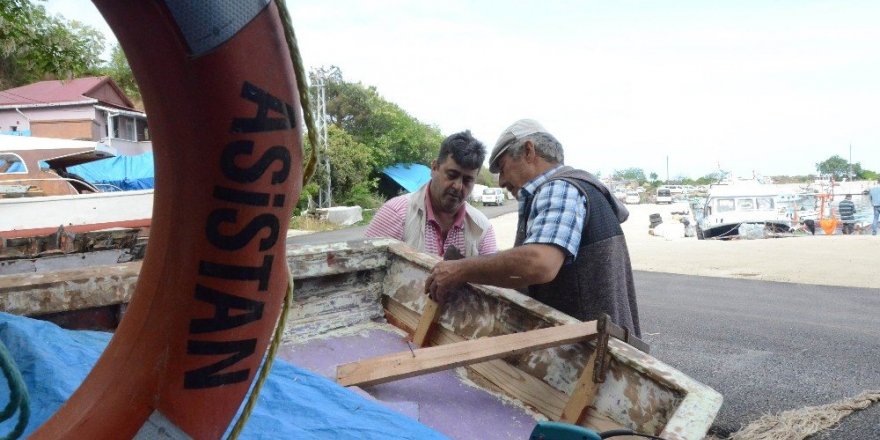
xmin=0 ymin=237 xmax=723 ymax=439
xmin=289 ymin=238 xmax=723 ymax=439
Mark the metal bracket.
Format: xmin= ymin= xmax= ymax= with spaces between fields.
xmin=592 ymin=316 xmax=611 ymax=384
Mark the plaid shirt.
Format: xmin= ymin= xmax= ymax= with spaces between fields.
xmin=519 ymin=165 xmax=587 ymax=259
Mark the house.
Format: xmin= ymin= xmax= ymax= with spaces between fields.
xmin=0 ymin=76 xmax=150 ymax=156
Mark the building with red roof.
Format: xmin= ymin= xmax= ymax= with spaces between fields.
xmin=0 ymin=76 xmax=150 ymax=155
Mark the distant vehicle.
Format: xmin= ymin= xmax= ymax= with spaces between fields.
xmin=625 ymin=191 xmax=641 ymax=204
xmin=636 ymin=187 xmax=646 ymax=193
xmin=481 ymin=187 xmax=505 ymax=206
xmin=471 ymin=184 xmax=487 ymax=203
xmin=613 ymin=189 xmax=627 ymax=201
xmin=696 ymin=182 xmax=791 ymax=240
xmin=666 ymin=185 xmax=684 ymax=195
xmin=656 ymin=187 xmax=673 ymax=204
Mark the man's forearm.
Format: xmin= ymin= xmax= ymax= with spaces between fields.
xmin=456 ymin=244 xmax=563 ymax=289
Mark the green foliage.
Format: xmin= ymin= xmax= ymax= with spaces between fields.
xmin=342 ymin=182 xmax=385 ymax=209
xmin=857 ymin=169 xmax=877 ymax=181
xmin=476 ymin=168 xmax=497 ymax=187
xmin=310 ymin=66 xmax=445 ymax=207
xmin=294 ymin=181 xmax=321 ymax=215
xmin=613 ymin=167 xmax=646 ymax=184
xmin=695 ymin=172 xmax=725 ymax=185
xmin=314 ymin=66 xmax=443 ymax=169
xmin=815 ymin=155 xmax=852 ymax=180
xmin=0 ymin=0 xmax=105 ymax=89
xmin=102 ymin=44 xmax=140 ymax=106
xmin=321 ymin=124 xmax=376 ymax=203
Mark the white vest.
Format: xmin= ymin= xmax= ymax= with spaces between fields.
xmin=402 ymin=183 xmax=491 ymax=257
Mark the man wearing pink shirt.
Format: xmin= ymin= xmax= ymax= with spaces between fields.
xmin=365 ymin=131 xmax=497 ymax=257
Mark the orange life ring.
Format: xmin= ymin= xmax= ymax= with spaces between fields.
xmin=32 ymin=1 xmax=303 ymax=438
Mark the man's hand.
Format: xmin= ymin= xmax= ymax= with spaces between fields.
xmin=424 ymin=259 xmax=465 ymax=303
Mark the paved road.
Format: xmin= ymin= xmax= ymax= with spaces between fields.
xmin=288 ymin=206 xmax=879 ymax=438
xmin=637 ymin=271 xmax=879 ymax=438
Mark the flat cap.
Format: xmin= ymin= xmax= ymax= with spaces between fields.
xmin=489 ymin=119 xmax=549 ymax=173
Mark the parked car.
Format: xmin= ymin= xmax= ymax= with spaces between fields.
xmin=481 ymin=187 xmax=505 ymax=206
xmin=625 ymin=191 xmax=641 ymax=204
xmin=470 ymin=184 xmax=488 ymax=203
xmin=656 ymin=187 xmax=673 ymax=204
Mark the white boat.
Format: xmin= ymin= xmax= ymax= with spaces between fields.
xmin=0 ymin=134 xmax=153 ymax=240
xmin=696 ymin=181 xmax=791 ymax=239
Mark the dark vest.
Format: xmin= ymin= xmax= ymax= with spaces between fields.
xmin=514 ymin=166 xmax=641 ymax=336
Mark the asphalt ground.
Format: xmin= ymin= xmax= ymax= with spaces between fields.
xmin=636 ymin=271 xmax=879 ymax=439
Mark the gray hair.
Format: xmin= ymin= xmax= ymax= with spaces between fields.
xmin=506 ymin=132 xmax=564 ymax=164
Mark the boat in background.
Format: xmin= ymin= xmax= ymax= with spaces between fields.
xmin=696 ymin=181 xmax=792 ymax=239
xmin=0 ymin=135 xmax=152 ymax=259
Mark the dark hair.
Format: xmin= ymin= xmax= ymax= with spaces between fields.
xmin=437 ymin=130 xmax=486 ymax=170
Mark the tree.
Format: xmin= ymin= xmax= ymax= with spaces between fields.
xmin=815 ymin=155 xmax=852 ymax=180
xmin=859 ymin=169 xmax=878 ymax=181
xmin=312 ymin=66 xmax=444 ymax=174
xmin=692 ymin=171 xmax=725 ymax=185
xmin=324 ymin=125 xmax=377 ymax=206
xmin=0 ymin=0 xmax=105 ymax=89
xmin=102 ymin=44 xmax=141 ymax=107
xmin=613 ymin=167 xmax=646 ymax=184
xmin=476 ymin=168 xmax=497 ymax=187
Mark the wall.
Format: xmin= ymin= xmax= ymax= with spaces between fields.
xmin=0 ymin=105 xmax=97 ymax=140
xmin=31 ymin=120 xmax=94 ymax=140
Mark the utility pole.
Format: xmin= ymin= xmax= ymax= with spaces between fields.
xmin=848 ymin=143 xmax=852 ymax=181
xmin=314 ymin=70 xmax=331 ymax=208
xmin=666 ymin=155 xmax=669 ymax=184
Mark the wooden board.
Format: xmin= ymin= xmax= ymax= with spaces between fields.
xmin=410 ymin=298 xmax=440 ymax=347
xmin=383 ymin=298 xmax=627 ymax=431
xmin=337 ymin=320 xmax=598 ymax=387
xmin=559 ymin=347 xmax=601 ymax=424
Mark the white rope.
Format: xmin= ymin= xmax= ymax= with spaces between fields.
xmin=727 ymin=389 xmax=880 ymax=440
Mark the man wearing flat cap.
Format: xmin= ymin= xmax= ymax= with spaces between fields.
xmin=425 ymin=119 xmax=640 ymax=336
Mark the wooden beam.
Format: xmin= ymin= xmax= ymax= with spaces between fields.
xmin=410 ymin=244 xmax=465 ymax=347
xmin=383 ymin=298 xmax=626 ymax=431
xmin=559 ymin=347 xmax=601 ymax=423
xmin=337 ymin=320 xmax=599 ymax=387
xmin=410 ymin=298 xmax=440 ymax=347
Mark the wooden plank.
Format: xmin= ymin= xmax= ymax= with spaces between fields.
xmin=337 ymin=320 xmax=598 ymax=387
xmin=559 ymin=347 xmax=601 ymax=424
xmin=383 ymin=298 xmax=626 ymax=431
xmin=410 ymin=244 xmax=464 ymax=347
xmin=410 ymin=298 xmax=440 ymax=347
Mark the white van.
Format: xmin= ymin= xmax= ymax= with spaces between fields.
xmin=625 ymin=191 xmax=641 ymax=204
xmin=481 ymin=188 xmax=505 ymax=206
xmin=656 ymin=187 xmax=672 ymax=204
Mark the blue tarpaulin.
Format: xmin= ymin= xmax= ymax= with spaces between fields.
xmin=382 ymin=163 xmax=431 ymax=193
xmin=68 ymin=152 xmax=155 ymax=191
xmin=0 ymin=313 xmax=446 ymax=439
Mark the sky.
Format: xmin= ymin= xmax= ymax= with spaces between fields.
xmin=45 ymin=0 xmax=880 ymax=180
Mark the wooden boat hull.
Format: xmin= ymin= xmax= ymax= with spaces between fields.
xmin=0 ymin=238 xmax=722 ymax=439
